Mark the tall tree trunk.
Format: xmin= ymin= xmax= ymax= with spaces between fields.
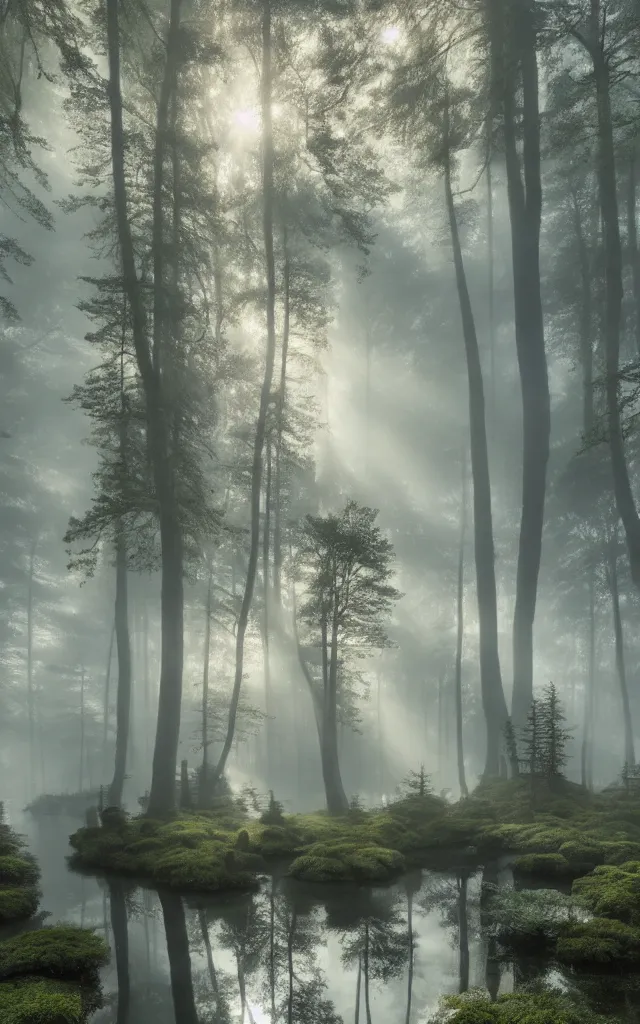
xmin=263 ymin=440 xmax=274 ymax=782
xmin=273 ymin=226 xmax=290 ymax=609
xmin=106 ymin=0 xmax=184 ymax=816
xmin=354 ymin=954 xmax=362 ymax=1024
xmin=287 ymin=905 xmax=297 ymax=1024
xmin=581 ymin=565 xmax=596 ymax=789
xmin=575 ymin=13 xmax=640 ymax=588
xmin=211 ymin=0 xmax=278 ymax=787
xmin=102 ymin=620 xmax=115 ymax=780
xmin=607 ymin=529 xmax=635 ymax=766
xmin=108 ymin=524 xmax=132 ymax=808
xmin=109 ymin=879 xmax=131 ymax=1024
xmin=363 ymin=923 xmax=372 ymax=1024
xmin=26 ymin=535 xmax=37 ymax=799
xmin=486 ymin=140 xmax=496 ymax=426
xmin=444 ymin=108 xmax=510 ymax=777
xmin=627 ymin=152 xmax=640 ymax=358
xmin=200 ymin=567 xmax=213 ymax=803
xmin=405 ymin=891 xmax=414 ymax=1024
xmin=79 ymin=665 xmax=85 ymax=792
xmin=321 ymin=608 xmax=349 ymax=814
xmin=458 ymin=872 xmax=470 ymax=993
xmin=198 ymin=908 xmax=219 ymax=1000
xmin=159 ymin=892 xmax=198 ymax=1024
xmin=494 ymin=0 xmax=550 ymax=728
xmin=572 ymin=189 xmax=595 ymax=436
xmin=455 ymin=453 xmax=469 ymax=798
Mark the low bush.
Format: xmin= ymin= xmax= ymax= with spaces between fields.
xmin=572 ymin=863 xmax=640 ymax=926
xmin=0 ymin=927 xmax=109 ymax=983
xmin=289 ymin=841 xmax=404 ymax=883
xmin=428 ymin=987 xmax=616 ymax=1023
xmin=556 ymin=917 xmax=640 ymax=968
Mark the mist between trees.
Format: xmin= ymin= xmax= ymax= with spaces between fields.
xmin=2 ymin=0 xmax=640 ymax=812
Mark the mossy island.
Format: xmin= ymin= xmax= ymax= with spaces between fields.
xmin=0 ymin=805 xmax=109 ymax=1023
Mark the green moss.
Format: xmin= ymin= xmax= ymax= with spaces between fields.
xmin=0 ymin=977 xmax=98 ymax=1024
xmin=572 ymin=863 xmax=640 ymax=926
xmin=289 ymin=841 xmax=404 ymax=883
xmin=0 ymin=888 xmax=40 ymax=925
xmin=0 ymin=928 xmax=109 ymax=983
xmin=512 ymin=853 xmax=576 ymax=879
xmin=0 ymin=857 xmax=39 ymax=889
xmin=602 ymin=841 xmax=640 ymax=865
xmin=431 ymin=988 xmax=613 ymax=1023
xmin=556 ymin=917 xmax=640 ymax=967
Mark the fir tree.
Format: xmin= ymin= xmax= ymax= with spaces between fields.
xmin=539 ymin=682 xmax=571 ymax=780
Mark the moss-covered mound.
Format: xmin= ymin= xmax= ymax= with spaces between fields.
xmin=572 ymin=862 xmax=640 ymax=926
xmin=512 ymin=852 xmax=578 ymax=880
xmin=0 ymin=928 xmax=108 ymax=1024
xmin=0 ymin=927 xmax=109 ymax=983
xmin=428 ymin=987 xmax=616 ymax=1023
xmin=557 ymin=917 xmax=640 ymax=968
xmin=0 ymin=977 xmax=93 ymax=1024
xmin=0 ymin=809 xmax=40 ymax=925
xmin=289 ymin=841 xmax=405 ymax=883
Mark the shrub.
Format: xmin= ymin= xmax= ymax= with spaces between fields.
xmin=0 ymin=857 xmax=39 ymax=888
xmin=573 ymin=863 xmax=640 ymax=926
xmin=0 ymin=978 xmax=94 ymax=1024
xmin=0 ymin=927 xmax=109 ymax=982
xmin=289 ymin=841 xmax=404 ymax=883
xmin=512 ymin=853 xmax=575 ymax=879
xmin=556 ymin=917 xmax=640 ymax=967
xmin=429 ymin=987 xmax=615 ymax=1023
xmin=0 ymin=887 xmax=40 ymax=925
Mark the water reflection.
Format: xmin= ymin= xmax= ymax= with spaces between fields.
xmin=13 ymin=809 xmax=640 ymax=1023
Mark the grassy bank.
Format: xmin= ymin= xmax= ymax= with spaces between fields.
xmin=0 ymin=808 xmax=40 ymax=926
xmin=68 ymin=776 xmax=640 ymax=892
xmin=0 ymin=927 xmax=109 ymax=1024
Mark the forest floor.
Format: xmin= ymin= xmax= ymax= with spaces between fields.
xmin=0 ymin=809 xmax=109 ymax=1023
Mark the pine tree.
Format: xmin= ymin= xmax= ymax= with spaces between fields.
xmin=539 ymin=682 xmax=571 ymax=780
xmin=520 ymin=699 xmax=542 ymax=779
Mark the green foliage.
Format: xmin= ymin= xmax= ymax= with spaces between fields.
xmin=429 ymin=988 xmax=615 ymax=1024
xmin=259 ymin=791 xmax=286 ymax=826
xmin=0 ymin=888 xmax=40 ymax=924
xmin=0 ymin=927 xmax=109 ymax=982
xmin=289 ymin=841 xmax=404 ymax=883
xmin=399 ymin=765 xmax=433 ymax=800
xmin=518 ymin=684 xmax=571 ymax=783
xmin=572 ymin=863 xmax=640 ymax=925
xmin=483 ymin=887 xmax=579 ymax=946
xmin=0 ymin=978 xmax=92 ymax=1024
xmin=0 ymin=857 xmax=39 ymax=888
xmin=512 ymin=853 xmax=576 ymax=879
xmin=557 ymin=917 xmax=640 ymax=967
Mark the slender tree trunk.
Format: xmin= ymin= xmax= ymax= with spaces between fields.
xmin=355 ymin=954 xmax=362 ymax=1024
xmin=108 ymin=525 xmax=132 ymax=808
xmin=200 ymin=567 xmax=213 ymax=803
xmin=494 ymin=0 xmax=550 ymax=728
xmin=455 ymin=453 xmax=469 ymax=798
xmin=263 ymin=441 xmax=274 ymax=782
xmin=159 ymin=891 xmax=198 ymax=1024
xmin=577 ymin=18 xmax=640 ymax=587
xmin=287 ymin=906 xmax=297 ymax=1024
xmin=211 ymin=0 xmax=278 ymax=786
xmin=627 ymin=152 xmax=640 ymax=359
xmin=109 ymin=879 xmax=131 ymax=1024
xmin=572 ymin=190 xmax=595 ymax=436
xmin=321 ymin=608 xmax=349 ymax=814
xmin=79 ymin=665 xmax=85 ymax=792
xmin=582 ymin=566 xmax=596 ymax=789
xmin=273 ymin=226 xmax=290 ymax=609
xmin=143 ymin=603 xmax=149 ymax=764
xmin=106 ymin=0 xmax=184 ymax=816
xmin=405 ymin=891 xmax=414 ymax=1024
xmin=363 ymin=923 xmax=372 ymax=1024
xmin=607 ymin=531 xmax=635 ymax=766
xmin=458 ymin=872 xmax=470 ymax=993
xmin=198 ymin=908 xmax=219 ymax=1000
xmin=486 ymin=142 xmax=496 ymax=426
xmin=26 ymin=536 xmax=37 ymax=799
xmin=444 ymin=112 xmax=510 ymax=776
xmin=100 ymin=619 xmax=115 ymax=777
xmin=364 ymin=323 xmax=372 ymax=482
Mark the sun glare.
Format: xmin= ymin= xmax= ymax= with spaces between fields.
xmin=381 ymin=24 xmax=400 ymax=45
xmin=232 ymin=107 xmax=260 ymax=133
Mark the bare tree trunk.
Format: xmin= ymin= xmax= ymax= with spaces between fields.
xmin=212 ymin=0 xmax=278 ymax=786
xmin=200 ymin=567 xmax=213 ymax=802
xmin=263 ymin=441 xmax=274 ymax=783
xmin=492 ymin=0 xmax=550 ymax=728
xmin=458 ymin=872 xmax=470 ymax=993
xmin=455 ymin=454 xmax=469 ymax=798
xmin=109 ymin=879 xmax=131 ymax=1024
xmin=405 ymin=892 xmax=414 ymax=1024
xmin=627 ymin=152 xmax=640 ymax=358
xmin=582 ymin=565 xmax=596 ymax=789
xmin=607 ymin=529 xmax=635 ymax=767
xmin=321 ymin=608 xmax=349 ymax=814
xmin=101 ymin=619 xmax=116 ymax=784
xmin=444 ymin=100 xmax=510 ymax=777
xmin=287 ymin=906 xmax=297 ymax=1024
xmin=159 ymin=891 xmax=198 ymax=1024
xmin=355 ymin=954 xmax=362 ymax=1024
xmin=363 ymin=923 xmax=372 ymax=1024
xmin=198 ymin=908 xmax=219 ymax=1000
xmin=106 ymin=0 xmax=184 ymax=816
xmin=273 ymin=225 xmax=290 ymax=610
xmin=79 ymin=665 xmax=85 ymax=792
xmin=26 ymin=535 xmax=37 ymax=799
xmin=108 ymin=524 xmax=132 ymax=808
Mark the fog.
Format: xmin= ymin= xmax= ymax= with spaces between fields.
xmin=2 ymin=0 xmax=640 ymax=886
